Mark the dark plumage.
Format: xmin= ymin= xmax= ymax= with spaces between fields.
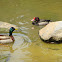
xmin=31 ymin=17 xmax=52 ymax=26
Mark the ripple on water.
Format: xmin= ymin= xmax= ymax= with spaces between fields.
xmin=12 ymin=33 xmax=31 ymax=50
xmin=18 ymin=21 xmax=28 ymax=25
xmin=19 ymin=27 xmax=29 ymax=33
xmin=16 ymin=15 xmax=24 ymax=19
xmin=0 ymin=32 xmax=31 ymax=62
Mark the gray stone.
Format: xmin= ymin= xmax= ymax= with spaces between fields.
xmin=39 ymin=21 xmax=62 ymax=42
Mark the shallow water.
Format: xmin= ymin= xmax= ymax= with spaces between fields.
xmin=0 ymin=0 xmax=62 ymax=62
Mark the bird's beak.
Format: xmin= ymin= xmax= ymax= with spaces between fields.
xmin=15 ymin=29 xmax=18 ymax=30
xmin=31 ymin=19 xmax=34 ymax=21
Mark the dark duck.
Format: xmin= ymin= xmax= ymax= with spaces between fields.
xmin=31 ymin=17 xmax=52 ymax=26
xmin=0 ymin=27 xmax=17 ymax=44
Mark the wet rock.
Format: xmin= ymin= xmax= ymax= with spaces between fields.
xmin=39 ymin=21 xmax=62 ymax=43
xmin=0 ymin=21 xmax=18 ymax=29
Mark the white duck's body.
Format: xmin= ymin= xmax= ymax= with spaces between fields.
xmin=0 ymin=27 xmax=16 ymax=44
xmin=0 ymin=35 xmax=14 ymax=44
xmin=38 ymin=21 xmax=49 ymax=26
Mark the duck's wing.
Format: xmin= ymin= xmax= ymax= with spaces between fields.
xmin=40 ymin=19 xmax=46 ymax=22
xmin=0 ymin=35 xmax=10 ymax=40
xmin=40 ymin=19 xmax=52 ymax=22
xmin=0 ymin=35 xmax=13 ymax=43
xmin=38 ymin=22 xmax=48 ymax=26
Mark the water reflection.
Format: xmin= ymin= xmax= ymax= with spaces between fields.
xmin=0 ymin=43 xmax=14 ymax=62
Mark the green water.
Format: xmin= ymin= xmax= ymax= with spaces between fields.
xmin=0 ymin=0 xmax=62 ymax=62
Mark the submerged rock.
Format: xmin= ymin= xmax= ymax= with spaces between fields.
xmin=39 ymin=21 xmax=62 ymax=43
xmin=0 ymin=21 xmax=18 ymax=29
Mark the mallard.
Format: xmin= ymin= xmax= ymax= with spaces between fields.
xmin=31 ymin=17 xmax=52 ymax=26
xmin=0 ymin=27 xmax=17 ymax=44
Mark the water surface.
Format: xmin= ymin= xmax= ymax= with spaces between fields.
xmin=0 ymin=0 xmax=62 ymax=62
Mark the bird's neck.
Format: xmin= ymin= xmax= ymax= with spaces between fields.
xmin=9 ymin=31 xmax=12 ymax=36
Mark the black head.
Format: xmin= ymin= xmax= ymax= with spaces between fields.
xmin=31 ymin=17 xmax=40 ymax=25
xmin=9 ymin=27 xmax=15 ymax=36
xmin=31 ymin=17 xmax=40 ymax=22
xmin=35 ymin=17 xmax=40 ymax=22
